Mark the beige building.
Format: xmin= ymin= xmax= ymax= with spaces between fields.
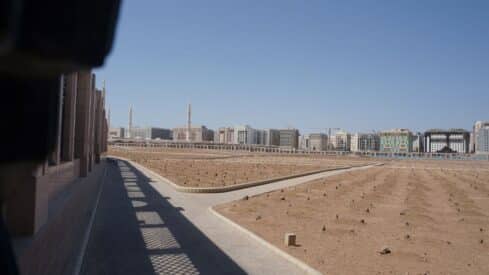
xmin=109 ymin=127 xmax=125 ymax=139
xmin=279 ymin=129 xmax=300 ymax=149
xmin=331 ymin=130 xmax=351 ymax=151
xmin=217 ymin=127 xmax=235 ymax=144
xmin=351 ymin=133 xmax=380 ymax=152
xmin=173 ymin=125 xmax=214 ymax=142
xmin=309 ymin=133 xmax=328 ymax=151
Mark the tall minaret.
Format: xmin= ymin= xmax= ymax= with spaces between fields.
xmin=128 ymin=106 xmax=133 ymax=138
xmin=104 ymin=80 xmax=109 ymax=129
xmin=186 ymin=104 xmax=192 ymax=142
xmin=108 ymin=108 xmax=111 ymax=130
xmin=102 ymin=80 xmax=106 ymax=101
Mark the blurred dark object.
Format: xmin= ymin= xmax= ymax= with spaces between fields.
xmin=0 ymin=0 xmax=121 ymax=77
xmin=0 ymin=76 xmax=61 ymax=163
xmin=0 ymin=217 xmax=18 ymax=275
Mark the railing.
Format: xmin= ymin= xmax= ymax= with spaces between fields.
xmin=108 ymin=140 xmax=489 ymax=161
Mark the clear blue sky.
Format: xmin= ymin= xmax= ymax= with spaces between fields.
xmin=96 ymin=0 xmax=489 ymax=134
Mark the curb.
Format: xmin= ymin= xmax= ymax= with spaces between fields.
xmin=109 ymin=156 xmax=355 ymax=193
xmin=209 ymin=207 xmax=323 ymax=275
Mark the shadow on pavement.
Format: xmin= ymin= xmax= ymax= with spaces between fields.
xmin=81 ymin=158 xmax=246 ymax=275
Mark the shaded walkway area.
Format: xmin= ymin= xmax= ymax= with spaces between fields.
xmin=81 ymin=159 xmax=245 ymax=275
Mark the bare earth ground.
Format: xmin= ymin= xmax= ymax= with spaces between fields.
xmin=108 ymin=147 xmax=373 ymax=188
xmin=216 ymin=160 xmax=489 ymax=274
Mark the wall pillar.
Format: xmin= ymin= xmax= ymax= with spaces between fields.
xmin=94 ymin=90 xmax=103 ymax=163
xmin=61 ymin=73 xmax=78 ymax=162
xmin=48 ymin=77 xmax=64 ymax=165
xmin=74 ymin=71 xmax=92 ymax=177
xmin=87 ymin=74 xmax=97 ymax=171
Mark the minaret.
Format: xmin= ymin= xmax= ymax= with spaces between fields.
xmin=187 ymin=104 xmax=192 ymax=142
xmin=108 ymin=108 xmax=111 ymax=129
xmin=128 ymin=106 xmax=133 ymax=138
xmin=104 ymin=80 xmax=108 ymax=129
xmin=102 ymin=79 xmax=106 ymax=100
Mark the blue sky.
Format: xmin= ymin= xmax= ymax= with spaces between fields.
xmin=96 ymin=0 xmax=489 ymax=134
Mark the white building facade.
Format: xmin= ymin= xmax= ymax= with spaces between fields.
xmin=217 ymin=127 xmax=235 ymax=144
xmin=234 ymin=125 xmax=257 ymax=145
xmin=350 ymin=133 xmax=380 ymax=152
xmin=475 ymin=121 xmax=489 ymax=154
xmin=424 ymin=129 xmax=470 ymax=153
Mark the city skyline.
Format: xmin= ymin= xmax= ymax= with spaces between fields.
xmin=96 ymin=1 xmax=488 ymax=133
xmin=109 ymin=103 xmax=483 ymax=135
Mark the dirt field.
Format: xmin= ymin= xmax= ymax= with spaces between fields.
xmin=108 ymin=147 xmax=373 ymax=187
xmin=216 ymin=161 xmax=489 ymax=274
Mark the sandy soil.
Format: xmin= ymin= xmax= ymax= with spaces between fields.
xmin=216 ymin=162 xmax=489 ymax=274
xmin=108 ymin=147 xmax=373 ymax=187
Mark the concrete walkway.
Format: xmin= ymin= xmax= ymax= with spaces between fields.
xmin=81 ymin=158 xmax=374 ymax=275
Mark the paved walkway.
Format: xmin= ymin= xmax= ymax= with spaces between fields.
xmin=81 ymin=158 xmax=374 ymax=275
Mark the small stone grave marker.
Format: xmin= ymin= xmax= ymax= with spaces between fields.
xmin=284 ymin=233 xmax=296 ymax=246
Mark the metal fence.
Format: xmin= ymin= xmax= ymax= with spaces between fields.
xmin=109 ymin=140 xmax=489 ymax=161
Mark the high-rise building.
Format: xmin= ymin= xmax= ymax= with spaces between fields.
xmin=217 ymin=127 xmax=235 ymax=144
xmin=234 ymin=125 xmax=257 ymax=144
xmin=263 ymin=129 xmax=280 ymax=146
xmin=109 ymin=127 xmax=125 ymax=139
xmin=255 ymin=129 xmax=266 ymax=145
xmin=424 ymin=129 xmax=470 ymax=153
xmin=412 ymin=132 xmax=424 ymax=153
xmin=380 ymin=129 xmax=413 ymax=153
xmin=331 ymin=130 xmax=351 ymax=151
xmin=129 ymin=127 xmax=172 ymax=140
xmin=173 ymin=125 xmax=214 ymax=142
xmin=279 ymin=129 xmax=300 ymax=149
xmin=309 ymin=133 xmax=328 ymax=151
xmin=351 ymin=133 xmax=380 ymax=152
xmin=474 ymin=121 xmax=489 ymax=154
xmin=299 ymin=134 xmax=310 ymax=150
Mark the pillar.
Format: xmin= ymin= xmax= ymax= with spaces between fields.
xmin=88 ymin=75 xmax=97 ymax=171
xmin=48 ymin=76 xmax=64 ymax=165
xmin=61 ymin=73 xmax=78 ymax=161
xmin=75 ymin=71 xmax=93 ymax=177
xmin=94 ymin=90 xmax=103 ymax=163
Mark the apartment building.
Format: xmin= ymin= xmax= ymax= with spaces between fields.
xmin=380 ymin=129 xmax=413 ymax=153
xmin=234 ymin=125 xmax=256 ymax=144
xmin=279 ymin=129 xmax=300 ymax=149
xmin=217 ymin=127 xmax=235 ymax=144
xmin=350 ymin=133 xmax=380 ymax=152
xmin=309 ymin=133 xmax=328 ymax=151
xmin=474 ymin=121 xmax=489 ymax=154
xmin=128 ymin=127 xmax=172 ymax=140
xmin=173 ymin=125 xmax=214 ymax=142
xmin=424 ymin=129 xmax=470 ymax=153
xmin=331 ymin=130 xmax=351 ymax=151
